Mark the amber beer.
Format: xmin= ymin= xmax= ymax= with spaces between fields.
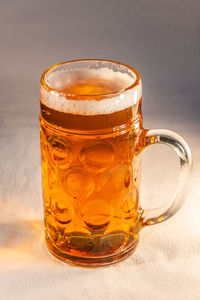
xmin=40 ymin=60 xmax=143 ymax=265
xmin=40 ymin=60 xmax=192 ymax=266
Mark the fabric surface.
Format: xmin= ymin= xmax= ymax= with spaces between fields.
xmin=1 ymin=0 xmax=200 ymax=299
xmin=0 ymin=102 xmax=200 ymax=300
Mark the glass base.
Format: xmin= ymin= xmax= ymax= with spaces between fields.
xmin=45 ymin=237 xmax=139 ymax=267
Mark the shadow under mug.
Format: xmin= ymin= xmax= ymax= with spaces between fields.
xmin=39 ymin=59 xmax=192 ymax=266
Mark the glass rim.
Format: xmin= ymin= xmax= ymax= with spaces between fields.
xmin=40 ymin=59 xmax=141 ymax=98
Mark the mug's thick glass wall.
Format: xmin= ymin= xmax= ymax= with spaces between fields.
xmin=40 ymin=60 xmax=192 ymax=266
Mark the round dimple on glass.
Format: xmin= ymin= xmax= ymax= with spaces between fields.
xmin=39 ymin=59 xmax=192 ymax=266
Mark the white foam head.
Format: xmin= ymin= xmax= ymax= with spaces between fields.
xmin=40 ymin=66 xmax=142 ymax=115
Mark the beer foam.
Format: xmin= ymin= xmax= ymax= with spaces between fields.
xmin=41 ymin=68 xmax=142 ymax=115
xmin=45 ymin=68 xmax=134 ymax=92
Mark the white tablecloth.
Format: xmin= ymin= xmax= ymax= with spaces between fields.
xmin=1 ymin=116 xmax=200 ymax=300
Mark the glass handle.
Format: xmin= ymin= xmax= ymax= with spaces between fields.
xmin=140 ymin=129 xmax=192 ymax=226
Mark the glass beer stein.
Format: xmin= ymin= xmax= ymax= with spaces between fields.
xmin=39 ymin=59 xmax=192 ymax=266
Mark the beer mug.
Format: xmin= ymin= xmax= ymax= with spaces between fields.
xmin=39 ymin=59 xmax=192 ymax=266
